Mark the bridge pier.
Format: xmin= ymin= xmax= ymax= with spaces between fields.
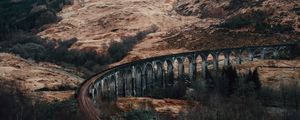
xmin=200 ymin=54 xmax=208 ymax=79
xmin=166 ymin=60 xmax=174 ymax=87
xmin=224 ymin=51 xmax=231 ymax=67
xmin=178 ymin=58 xmax=184 ymax=80
xmin=248 ymin=49 xmax=255 ymax=61
xmin=189 ymin=58 xmax=196 ymax=81
xmin=236 ymin=49 xmax=242 ymax=64
xmin=212 ymin=52 xmax=219 ymax=71
xmin=155 ymin=62 xmax=164 ymax=88
xmin=261 ymin=48 xmax=267 ymax=59
xmin=114 ymin=73 xmax=118 ymax=98
xmin=100 ymin=80 xmax=104 ymax=98
xmin=141 ymin=72 xmax=146 ymax=96
xmin=122 ymin=72 xmax=126 ymax=97
xmin=273 ymin=48 xmax=279 ymax=58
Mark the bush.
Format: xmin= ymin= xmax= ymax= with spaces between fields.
xmin=108 ymin=25 xmax=158 ymax=62
xmin=1 ymin=35 xmax=112 ymax=73
xmin=11 ymin=43 xmax=47 ymax=60
xmin=219 ymin=16 xmax=253 ymax=29
xmin=122 ymin=109 xmax=159 ymax=120
xmin=187 ymin=96 xmax=266 ymax=120
xmin=0 ymin=0 xmax=65 ymax=31
xmin=188 ymin=66 xmax=262 ymax=101
xmin=108 ymin=41 xmax=127 ymax=61
xmin=0 ymin=82 xmax=82 ymax=120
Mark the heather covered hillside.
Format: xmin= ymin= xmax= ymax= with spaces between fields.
xmin=0 ymin=0 xmax=299 ymax=120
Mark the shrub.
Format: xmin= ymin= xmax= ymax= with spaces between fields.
xmin=11 ymin=43 xmax=47 ymax=60
xmin=187 ymin=96 xmax=266 ymax=120
xmin=108 ymin=26 xmax=157 ymax=62
xmin=0 ymin=82 xmax=82 ymax=120
xmin=108 ymin=41 xmax=127 ymax=61
xmin=122 ymin=109 xmax=159 ymax=120
xmin=219 ymin=16 xmax=253 ymax=29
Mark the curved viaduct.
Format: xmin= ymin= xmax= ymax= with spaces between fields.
xmin=77 ymin=44 xmax=296 ymax=120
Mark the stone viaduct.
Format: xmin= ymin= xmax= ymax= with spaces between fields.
xmin=77 ymin=43 xmax=296 ymax=120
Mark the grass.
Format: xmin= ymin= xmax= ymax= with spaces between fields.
xmin=0 ymin=81 xmax=83 ymax=120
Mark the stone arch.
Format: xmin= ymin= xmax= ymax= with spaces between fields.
xmin=199 ymin=53 xmax=209 ymax=79
xmin=93 ymin=81 xmax=100 ymax=97
xmin=259 ymin=47 xmax=271 ymax=59
xmin=226 ymin=49 xmax=237 ymax=66
xmin=219 ymin=50 xmax=232 ymax=67
xmin=269 ymin=46 xmax=291 ymax=59
xmin=261 ymin=46 xmax=285 ymax=59
xmin=91 ymin=82 xmax=99 ymax=102
xmin=210 ymin=51 xmax=220 ymax=71
xmin=116 ymin=70 xmax=125 ymax=97
xmin=109 ymin=74 xmax=117 ymax=99
xmin=101 ymin=75 xmax=114 ymax=100
xmin=195 ymin=55 xmax=203 ymax=80
xmin=154 ymin=61 xmax=164 ymax=88
xmin=252 ymin=48 xmax=261 ymax=60
xmin=276 ymin=46 xmax=292 ymax=59
xmin=233 ymin=49 xmax=243 ymax=64
xmin=174 ymin=57 xmax=184 ymax=79
xmin=95 ymin=79 xmax=104 ymax=99
xmin=184 ymin=55 xmax=196 ymax=81
xmin=135 ymin=66 xmax=143 ymax=96
xmin=241 ymin=48 xmax=253 ymax=62
xmin=143 ymin=63 xmax=154 ymax=94
xmin=125 ymin=69 xmax=133 ymax=96
xmin=163 ymin=59 xmax=174 ymax=87
xmin=106 ymin=76 xmax=112 ymax=98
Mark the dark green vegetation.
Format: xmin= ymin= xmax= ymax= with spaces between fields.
xmin=185 ymin=67 xmax=300 ymax=120
xmin=108 ymin=25 xmax=157 ymax=62
xmin=0 ymin=82 xmax=82 ymax=120
xmin=200 ymin=68 xmax=299 ymax=120
xmin=225 ymin=0 xmax=265 ymax=11
xmin=0 ymin=0 xmax=69 ymax=32
xmin=0 ymin=33 xmax=106 ymax=76
xmin=112 ymin=110 xmax=159 ymax=120
xmin=0 ymin=27 xmax=156 ymax=77
xmin=125 ymin=66 xmax=300 ymax=120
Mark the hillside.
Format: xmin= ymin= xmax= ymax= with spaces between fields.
xmin=0 ymin=0 xmax=299 ymax=119
xmin=0 ymin=53 xmax=83 ymax=101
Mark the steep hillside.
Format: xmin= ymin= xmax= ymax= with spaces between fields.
xmin=1 ymin=0 xmax=298 ymax=119
xmin=159 ymin=0 xmax=300 ymax=50
xmin=37 ymin=0 xmax=200 ymax=54
xmin=175 ymin=0 xmax=299 ymax=33
xmin=109 ymin=0 xmax=299 ymax=64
